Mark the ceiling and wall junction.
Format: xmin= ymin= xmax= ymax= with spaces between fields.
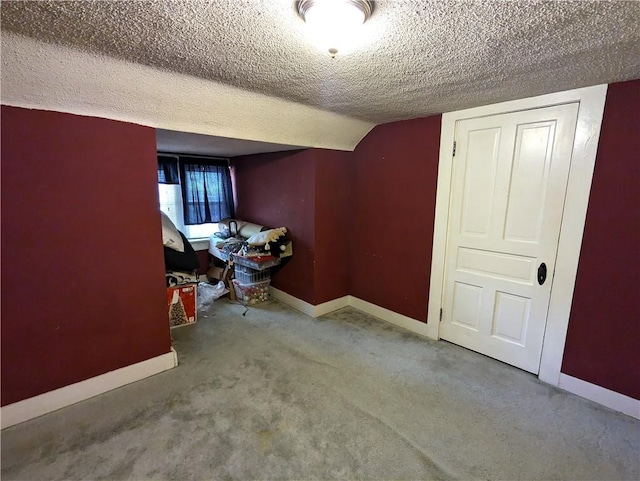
xmin=2 ymin=1 xmax=639 ymax=153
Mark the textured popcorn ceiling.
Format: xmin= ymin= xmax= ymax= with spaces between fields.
xmin=2 ymin=0 xmax=639 ymax=125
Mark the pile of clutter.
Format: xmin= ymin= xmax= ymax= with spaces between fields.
xmin=213 ymin=224 xmax=289 ymax=259
xmin=209 ymin=220 xmax=292 ymax=305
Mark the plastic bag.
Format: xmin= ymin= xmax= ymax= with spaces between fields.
xmin=197 ymin=281 xmax=227 ymax=310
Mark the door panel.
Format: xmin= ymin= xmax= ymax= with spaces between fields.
xmin=452 ymin=282 xmax=483 ymax=330
xmin=460 ymin=128 xmax=500 ymax=237
xmin=503 ymin=122 xmax=556 ymax=243
xmin=440 ymin=103 xmax=579 ymax=373
xmin=491 ymin=291 xmax=530 ymax=345
xmin=456 ymin=248 xmax=536 ymax=284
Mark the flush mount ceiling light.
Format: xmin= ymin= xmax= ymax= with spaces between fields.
xmin=297 ymin=0 xmax=373 ymax=57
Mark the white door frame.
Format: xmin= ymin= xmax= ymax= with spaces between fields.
xmin=425 ymin=84 xmax=608 ymax=387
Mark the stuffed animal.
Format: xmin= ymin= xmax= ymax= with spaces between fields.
xmin=246 ymin=227 xmax=287 ymax=246
xmin=266 ymin=238 xmax=288 ymax=257
xmin=246 ymin=227 xmax=288 ymax=257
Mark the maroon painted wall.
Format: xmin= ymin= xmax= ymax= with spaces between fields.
xmin=348 ymin=116 xmax=442 ymax=321
xmin=233 ymin=150 xmax=316 ymax=303
xmin=314 ymin=149 xmax=351 ymax=304
xmin=196 ymin=250 xmax=209 ymax=275
xmin=1 ymin=106 xmax=171 ymax=406
xmin=561 ymin=80 xmax=640 ymax=400
xmin=233 ymin=118 xmax=441 ymax=315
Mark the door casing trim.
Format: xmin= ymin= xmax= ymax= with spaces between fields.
xmin=426 ymin=84 xmax=608 ymax=387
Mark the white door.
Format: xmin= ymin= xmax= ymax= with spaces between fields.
xmin=440 ymin=103 xmax=579 ymax=374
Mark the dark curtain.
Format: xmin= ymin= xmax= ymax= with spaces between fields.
xmin=180 ymin=158 xmax=235 ymax=225
xmin=157 ymin=155 xmax=180 ymax=184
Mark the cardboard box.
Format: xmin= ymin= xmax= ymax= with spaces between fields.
xmin=206 ymin=266 xmax=225 ymax=283
xmin=167 ymin=284 xmax=197 ymax=328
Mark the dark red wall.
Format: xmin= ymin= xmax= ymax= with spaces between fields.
xmin=561 ymin=80 xmax=640 ymax=400
xmin=314 ymin=149 xmax=351 ymax=303
xmin=232 ymin=149 xmax=351 ymax=304
xmin=348 ymin=116 xmax=442 ymax=321
xmin=196 ymin=250 xmax=209 ymax=275
xmin=233 ymin=118 xmax=441 ymax=316
xmin=233 ymin=150 xmax=316 ymax=303
xmin=1 ymin=106 xmax=172 ymax=406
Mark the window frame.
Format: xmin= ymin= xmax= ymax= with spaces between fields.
xmin=157 ymin=152 xmax=233 ymax=246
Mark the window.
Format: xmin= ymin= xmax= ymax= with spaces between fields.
xmin=157 ymin=154 xmax=234 ymax=240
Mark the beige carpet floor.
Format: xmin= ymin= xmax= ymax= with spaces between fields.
xmin=2 ymin=298 xmax=639 ymax=480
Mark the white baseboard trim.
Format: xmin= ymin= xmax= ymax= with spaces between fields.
xmin=270 ymin=288 xmax=429 ymax=337
xmin=558 ymin=373 xmax=640 ymax=419
xmin=1 ymin=348 xmax=178 ymax=429
xmin=270 ymin=287 xmax=316 ymax=316
xmin=349 ymin=297 xmax=431 ymax=338
xmin=269 ymin=287 xmax=349 ymax=318
xmin=313 ymin=295 xmax=351 ymax=317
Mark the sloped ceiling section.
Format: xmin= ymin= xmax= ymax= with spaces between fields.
xmin=1 ymin=33 xmax=373 ymax=151
xmin=156 ymin=129 xmax=305 ymax=158
xmin=1 ymin=1 xmax=639 ymax=149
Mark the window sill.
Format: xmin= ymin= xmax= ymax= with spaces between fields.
xmin=189 ymin=238 xmax=210 ymax=251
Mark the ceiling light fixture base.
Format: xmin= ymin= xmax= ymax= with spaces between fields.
xmin=297 ymin=0 xmax=374 ymax=57
xmin=297 ymin=0 xmax=374 ymax=22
